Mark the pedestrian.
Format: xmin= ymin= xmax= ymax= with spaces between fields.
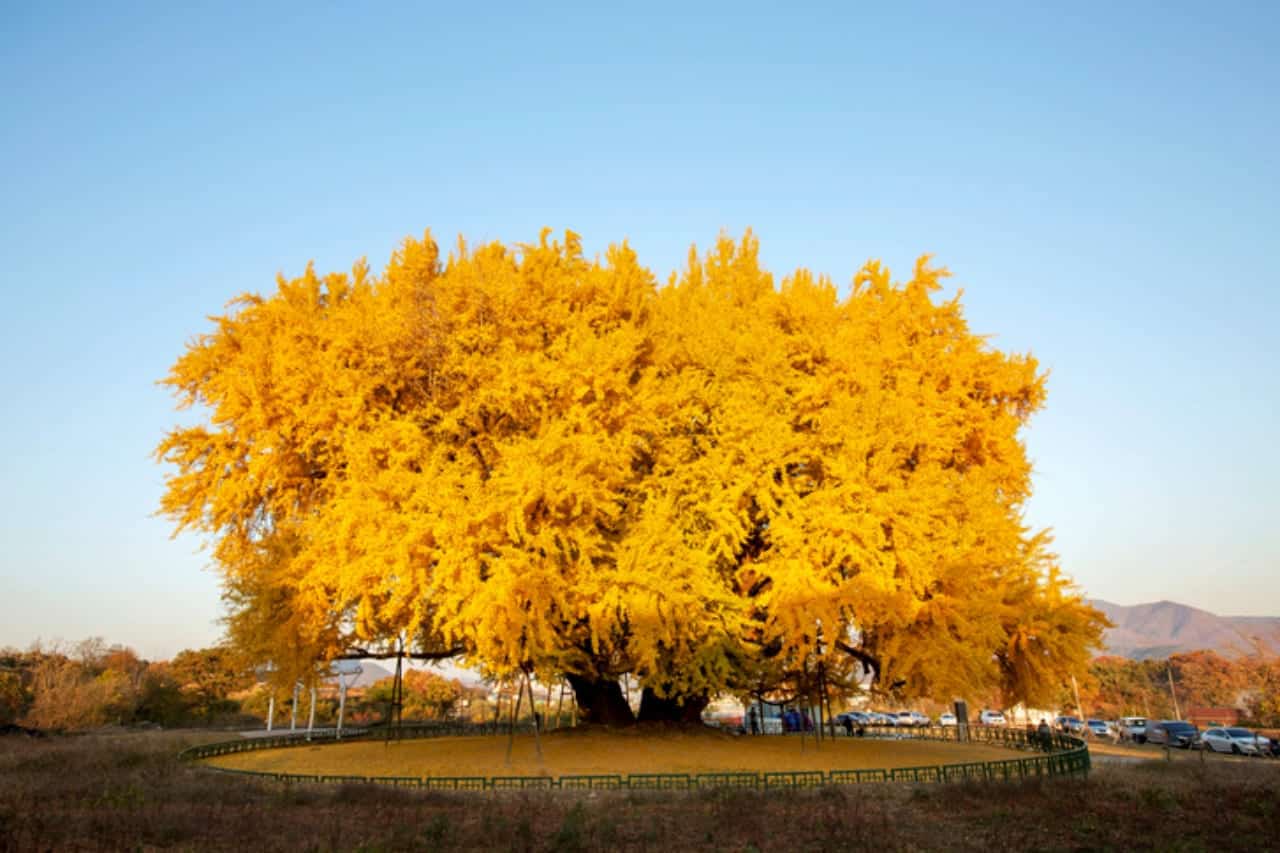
xmin=749 ymin=706 xmax=760 ymax=735
xmin=842 ymin=714 xmax=854 ymax=737
xmin=1037 ymin=719 xmax=1052 ymax=752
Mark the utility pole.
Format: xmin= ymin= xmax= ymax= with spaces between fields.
xmin=1167 ymin=665 xmax=1181 ymax=720
xmin=1071 ymin=675 xmax=1084 ymax=722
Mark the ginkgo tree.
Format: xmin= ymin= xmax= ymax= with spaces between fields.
xmin=158 ymin=228 xmax=1105 ymax=724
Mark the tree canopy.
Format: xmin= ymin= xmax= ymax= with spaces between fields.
xmin=157 ymin=228 xmax=1105 ymax=721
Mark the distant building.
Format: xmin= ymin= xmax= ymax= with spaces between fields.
xmin=1187 ymin=706 xmax=1239 ymax=727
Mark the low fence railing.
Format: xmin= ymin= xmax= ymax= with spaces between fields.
xmin=177 ymin=721 xmax=519 ymax=761
xmin=853 ymin=724 xmax=1082 ymax=753
xmin=179 ymin=720 xmax=1089 ymax=789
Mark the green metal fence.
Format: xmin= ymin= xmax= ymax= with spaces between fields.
xmin=180 ymin=722 xmax=1089 ymax=791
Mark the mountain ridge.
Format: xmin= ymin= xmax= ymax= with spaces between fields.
xmin=1090 ymin=599 xmax=1280 ymax=660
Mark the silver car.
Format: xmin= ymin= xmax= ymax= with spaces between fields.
xmin=1201 ymin=727 xmax=1270 ymax=756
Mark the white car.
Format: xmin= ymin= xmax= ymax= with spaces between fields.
xmin=938 ymin=712 xmax=958 ymax=727
xmin=1201 ymin=727 xmax=1271 ymax=756
xmin=1118 ymin=716 xmax=1147 ymax=743
xmin=979 ymin=709 xmax=1007 ymax=726
xmin=896 ymin=710 xmax=930 ymax=727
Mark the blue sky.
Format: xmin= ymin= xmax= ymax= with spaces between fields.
xmin=1 ymin=1 xmax=1276 ymax=659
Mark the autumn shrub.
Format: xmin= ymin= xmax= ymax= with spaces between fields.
xmin=20 ymin=657 xmax=131 ymax=730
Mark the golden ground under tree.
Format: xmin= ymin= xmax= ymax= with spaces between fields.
xmin=206 ymin=729 xmax=1016 ymax=778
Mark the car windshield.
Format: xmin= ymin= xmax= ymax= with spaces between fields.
xmin=1224 ymin=728 xmax=1253 ymax=737
xmin=1164 ymin=723 xmax=1195 ymax=732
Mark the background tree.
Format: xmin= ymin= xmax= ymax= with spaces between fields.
xmin=0 ymin=669 xmax=25 ymax=726
xmin=168 ymin=647 xmax=251 ymax=718
xmin=1168 ymin=651 xmax=1244 ymax=708
xmin=132 ymin=662 xmax=188 ymax=726
xmin=1244 ymin=657 xmax=1280 ymax=726
xmin=20 ymin=653 xmax=125 ymax=730
xmin=364 ymin=670 xmax=464 ymax=721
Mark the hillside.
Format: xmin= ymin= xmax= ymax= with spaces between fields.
xmin=1091 ymin=599 xmax=1280 ymax=659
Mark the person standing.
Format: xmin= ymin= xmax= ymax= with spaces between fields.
xmin=1037 ymin=719 xmax=1052 ymax=752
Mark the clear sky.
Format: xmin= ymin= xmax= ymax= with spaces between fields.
xmin=1 ymin=1 xmax=1276 ymax=659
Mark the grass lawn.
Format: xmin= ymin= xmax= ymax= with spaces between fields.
xmin=206 ymin=728 xmax=1015 ymax=778
xmin=4 ymin=729 xmax=1279 ymax=850
xmin=2 ymin=722 xmax=1280 ymax=850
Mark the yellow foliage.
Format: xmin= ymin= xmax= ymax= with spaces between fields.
xmin=158 ymin=228 xmax=1105 ymax=705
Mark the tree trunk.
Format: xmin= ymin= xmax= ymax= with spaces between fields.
xmin=565 ymin=674 xmax=636 ymax=726
xmin=637 ymin=687 xmax=709 ymax=724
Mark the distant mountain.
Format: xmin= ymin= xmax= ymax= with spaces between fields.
xmin=350 ymin=661 xmax=393 ymax=688
xmin=1090 ymin=599 xmax=1280 ymax=660
xmin=322 ymin=660 xmax=486 ymax=689
xmin=319 ymin=661 xmax=393 ymax=689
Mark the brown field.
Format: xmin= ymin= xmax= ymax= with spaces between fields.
xmin=3 ymin=729 xmax=1280 ymax=851
xmin=206 ymin=728 xmax=1013 ymax=778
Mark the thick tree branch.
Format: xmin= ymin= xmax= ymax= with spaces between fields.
xmin=836 ymin=640 xmax=881 ymax=684
xmin=335 ymin=645 xmax=465 ymax=662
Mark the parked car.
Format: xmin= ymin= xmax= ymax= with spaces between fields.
xmin=1201 ymin=727 xmax=1271 ymax=756
xmin=1054 ymin=715 xmax=1084 ymax=734
xmin=979 ymin=709 xmax=1007 ymax=726
xmin=871 ymin=711 xmax=896 ymax=726
xmin=1146 ymin=720 xmax=1200 ymax=749
xmin=896 ymin=711 xmax=930 ymax=727
xmin=1086 ymin=719 xmax=1111 ymax=737
xmin=1118 ymin=716 xmax=1148 ymax=743
xmin=938 ymin=712 xmax=958 ymax=727
xmin=835 ymin=711 xmax=871 ymax=732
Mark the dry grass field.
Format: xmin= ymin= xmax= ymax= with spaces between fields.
xmin=206 ymin=728 xmax=1013 ymax=778
xmin=3 ymin=729 xmax=1279 ymax=851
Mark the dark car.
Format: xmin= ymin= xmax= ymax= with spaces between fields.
xmin=1146 ymin=720 xmax=1200 ymax=749
xmin=1054 ymin=715 xmax=1084 ymax=735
